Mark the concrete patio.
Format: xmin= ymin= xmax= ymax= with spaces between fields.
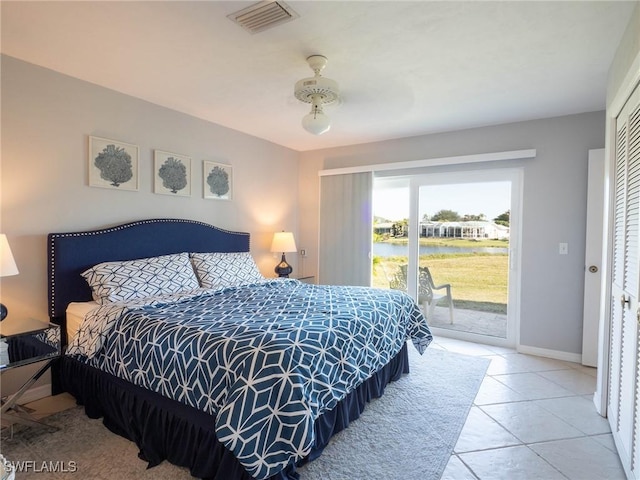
xmin=425 ymin=304 xmax=507 ymax=338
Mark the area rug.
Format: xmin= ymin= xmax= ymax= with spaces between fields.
xmin=1 ymin=346 xmax=489 ymax=480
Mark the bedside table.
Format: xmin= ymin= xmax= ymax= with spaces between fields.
xmin=0 ymin=318 xmax=61 ymax=435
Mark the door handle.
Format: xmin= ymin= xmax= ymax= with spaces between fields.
xmin=588 ymin=265 xmax=598 ymax=273
xmin=621 ymin=294 xmax=631 ymax=308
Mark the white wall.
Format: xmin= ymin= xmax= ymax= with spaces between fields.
xmin=299 ymin=112 xmax=605 ymax=356
xmin=606 ymin=2 xmax=640 ymax=108
xmin=0 ymin=56 xmax=300 ymax=394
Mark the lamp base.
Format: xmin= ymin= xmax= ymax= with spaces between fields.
xmin=0 ymin=303 xmax=7 ymax=321
xmin=274 ymin=253 xmax=293 ymax=278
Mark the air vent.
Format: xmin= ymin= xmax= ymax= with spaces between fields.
xmin=228 ymin=1 xmax=299 ymax=34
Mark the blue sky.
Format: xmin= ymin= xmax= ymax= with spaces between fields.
xmin=373 ymin=182 xmax=511 ymax=222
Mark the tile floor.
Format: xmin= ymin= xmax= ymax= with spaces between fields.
xmin=433 ymin=336 xmax=627 ymax=480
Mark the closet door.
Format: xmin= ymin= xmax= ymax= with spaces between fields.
xmin=609 ymin=83 xmax=640 ymax=480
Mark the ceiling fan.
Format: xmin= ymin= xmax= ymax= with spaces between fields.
xmin=294 ymin=55 xmax=340 ymax=135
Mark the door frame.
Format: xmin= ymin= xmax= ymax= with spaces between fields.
xmin=595 ymin=54 xmax=640 ymax=417
xmin=408 ymin=167 xmax=523 ymax=348
xmin=582 ymin=148 xmax=605 ymax=367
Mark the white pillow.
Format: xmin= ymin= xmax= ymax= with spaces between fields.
xmin=82 ymin=252 xmax=200 ymax=304
xmin=190 ymin=252 xmax=264 ymax=289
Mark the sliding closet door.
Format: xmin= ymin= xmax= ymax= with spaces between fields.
xmin=319 ymin=172 xmax=373 ymax=286
xmin=609 ymin=83 xmax=640 ymax=480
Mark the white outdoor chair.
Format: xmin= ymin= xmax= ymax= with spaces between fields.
xmin=418 ymin=266 xmax=454 ymax=324
xmin=389 ymin=265 xmax=454 ymax=324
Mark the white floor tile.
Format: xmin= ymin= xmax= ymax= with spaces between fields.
xmin=567 ymin=362 xmax=598 ymax=378
xmin=459 ymin=445 xmax=566 ymax=480
xmin=591 ymin=433 xmax=619 ymax=454
xmin=436 ymin=337 xmax=625 ymax=480
xmin=454 ymin=407 xmax=521 ymax=453
xmin=474 ymin=376 xmax=526 ymax=405
xmin=480 ymin=401 xmax=584 ymax=443
xmin=530 ymin=437 xmax=627 ymax=480
xmin=440 ymin=455 xmax=478 ymax=480
xmin=486 ymin=353 xmax=573 ymax=375
xmin=492 ymin=372 xmax=575 ymax=400
xmin=532 ymin=396 xmax=611 ymax=435
xmin=484 ymin=345 xmax=517 ymax=355
xmin=537 ymin=369 xmax=597 ymax=395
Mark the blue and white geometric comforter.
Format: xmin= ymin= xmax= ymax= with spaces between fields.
xmin=66 ymin=279 xmax=432 ymax=479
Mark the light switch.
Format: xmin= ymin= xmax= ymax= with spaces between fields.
xmin=559 ymin=243 xmax=568 ymax=255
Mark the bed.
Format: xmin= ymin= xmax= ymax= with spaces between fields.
xmin=48 ymin=218 xmax=432 ymax=480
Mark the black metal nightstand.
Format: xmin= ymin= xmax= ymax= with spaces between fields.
xmin=0 ymin=318 xmax=61 ymax=435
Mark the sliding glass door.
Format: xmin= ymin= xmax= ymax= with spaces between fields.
xmin=373 ymin=169 xmax=521 ymax=347
xmin=372 ymin=177 xmax=410 ymax=292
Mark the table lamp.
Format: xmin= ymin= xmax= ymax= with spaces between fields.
xmin=270 ymin=231 xmax=297 ymax=277
xmin=0 ymin=234 xmax=19 ymax=321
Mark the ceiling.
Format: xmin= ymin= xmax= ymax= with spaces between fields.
xmin=1 ymin=1 xmax=637 ymax=152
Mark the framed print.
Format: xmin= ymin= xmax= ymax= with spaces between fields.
xmin=88 ymin=136 xmax=139 ymax=191
xmin=203 ymin=161 xmax=233 ymax=200
xmin=154 ymin=150 xmax=191 ymax=196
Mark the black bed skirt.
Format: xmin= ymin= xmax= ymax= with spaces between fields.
xmin=60 ymin=343 xmax=410 ymax=480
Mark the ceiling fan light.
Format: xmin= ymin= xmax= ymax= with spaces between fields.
xmin=302 ymin=107 xmax=331 ymax=135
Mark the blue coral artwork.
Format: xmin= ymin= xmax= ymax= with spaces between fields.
xmin=154 ymin=150 xmax=191 ymax=197
xmin=203 ymin=161 xmax=232 ymax=200
xmin=88 ymin=136 xmax=139 ymax=191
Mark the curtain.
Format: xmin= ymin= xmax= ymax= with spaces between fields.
xmin=319 ymin=172 xmax=372 ymax=285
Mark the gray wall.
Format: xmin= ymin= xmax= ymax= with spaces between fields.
xmin=299 ymin=112 xmax=605 ymax=355
xmin=0 ymin=56 xmax=300 ymax=394
xmin=1 ymin=55 xmax=300 ymax=319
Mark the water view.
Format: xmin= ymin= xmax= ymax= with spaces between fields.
xmin=373 ymin=243 xmax=508 ymax=256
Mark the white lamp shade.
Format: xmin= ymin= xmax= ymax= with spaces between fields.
xmin=270 ymin=232 xmax=297 ymax=253
xmin=0 ymin=234 xmax=19 ymax=277
xmin=302 ymin=111 xmax=331 ymax=135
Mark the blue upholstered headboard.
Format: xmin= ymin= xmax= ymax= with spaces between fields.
xmin=47 ymin=218 xmax=250 ymax=337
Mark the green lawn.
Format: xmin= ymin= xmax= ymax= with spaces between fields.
xmin=373 ymin=253 xmax=509 ymax=314
xmin=382 ymin=237 xmax=509 ymax=248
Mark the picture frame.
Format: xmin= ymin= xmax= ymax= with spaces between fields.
xmin=203 ymin=161 xmax=233 ymax=200
xmin=88 ymin=136 xmax=139 ymax=191
xmin=154 ymin=150 xmax=191 ymax=197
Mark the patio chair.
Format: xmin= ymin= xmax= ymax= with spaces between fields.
xmin=388 ymin=266 xmax=407 ymax=292
xmin=418 ymin=266 xmax=454 ymax=324
xmin=389 ymin=265 xmax=454 ymax=324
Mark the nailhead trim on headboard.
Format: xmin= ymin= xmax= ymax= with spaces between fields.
xmin=48 ymin=218 xmax=251 ymax=318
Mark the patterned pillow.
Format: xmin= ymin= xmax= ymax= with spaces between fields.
xmin=190 ymin=252 xmax=264 ymax=289
xmin=82 ymin=252 xmax=200 ymax=304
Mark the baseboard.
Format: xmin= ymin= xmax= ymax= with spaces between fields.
xmin=592 ymin=391 xmax=606 ymax=417
xmin=16 ymin=384 xmax=52 ymax=404
xmin=517 ymin=344 xmax=582 ymax=363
